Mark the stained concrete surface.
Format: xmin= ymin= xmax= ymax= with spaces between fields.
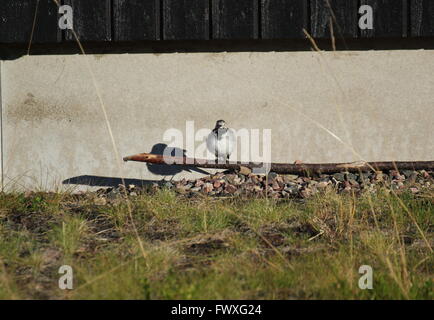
xmin=0 ymin=50 xmax=433 ymax=190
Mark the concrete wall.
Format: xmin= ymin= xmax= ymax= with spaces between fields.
xmin=1 ymin=50 xmax=433 ymax=190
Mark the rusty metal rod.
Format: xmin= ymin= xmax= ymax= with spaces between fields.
xmin=123 ymin=153 xmax=434 ymax=175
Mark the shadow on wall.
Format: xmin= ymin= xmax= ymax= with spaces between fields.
xmin=62 ymin=143 xmax=209 ymax=188
xmin=62 ymin=175 xmax=158 ymax=188
xmin=146 ymin=143 xmax=209 ymax=176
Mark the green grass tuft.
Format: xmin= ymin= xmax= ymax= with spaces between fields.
xmin=0 ymin=188 xmax=432 ymax=299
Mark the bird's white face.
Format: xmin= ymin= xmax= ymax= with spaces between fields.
xmin=216 ymin=120 xmax=226 ymax=129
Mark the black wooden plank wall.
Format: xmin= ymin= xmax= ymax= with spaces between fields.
xmin=360 ymin=0 xmax=407 ymax=38
xmin=212 ymin=0 xmax=259 ymax=39
xmin=261 ymin=0 xmax=308 ymax=39
xmin=113 ymin=0 xmax=160 ymax=41
xmin=1 ymin=0 xmax=434 ymax=44
xmin=63 ymin=0 xmax=111 ymax=41
xmin=411 ymin=0 xmax=434 ymax=37
xmin=163 ymin=0 xmax=209 ymax=40
xmin=0 ymin=0 xmax=60 ymax=43
xmin=310 ymin=0 xmax=358 ymax=38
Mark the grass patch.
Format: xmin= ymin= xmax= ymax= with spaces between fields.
xmin=0 ymin=187 xmax=432 ymax=299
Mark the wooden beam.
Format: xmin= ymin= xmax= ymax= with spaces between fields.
xmin=123 ymin=153 xmax=434 ymax=175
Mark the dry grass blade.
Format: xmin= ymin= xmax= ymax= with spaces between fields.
xmin=48 ymin=0 xmax=148 ymax=262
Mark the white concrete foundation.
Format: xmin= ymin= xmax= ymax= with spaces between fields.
xmin=1 ymin=50 xmax=433 ymax=190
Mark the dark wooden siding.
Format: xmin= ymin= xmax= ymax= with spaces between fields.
xmin=212 ymin=0 xmax=259 ymax=39
xmin=113 ymin=0 xmax=160 ymax=41
xmin=360 ymin=0 xmax=407 ymax=38
xmin=1 ymin=0 xmax=434 ymax=44
xmin=310 ymin=0 xmax=358 ymax=39
xmin=411 ymin=0 xmax=434 ymax=37
xmin=163 ymin=0 xmax=209 ymax=40
xmin=63 ymin=0 xmax=112 ymax=41
xmin=0 ymin=0 xmax=60 ymax=43
xmin=261 ymin=0 xmax=308 ymax=39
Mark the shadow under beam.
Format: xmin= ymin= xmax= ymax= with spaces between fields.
xmin=3 ymin=38 xmax=434 ymax=60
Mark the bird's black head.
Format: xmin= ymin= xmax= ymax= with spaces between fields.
xmin=215 ymin=120 xmax=226 ymax=129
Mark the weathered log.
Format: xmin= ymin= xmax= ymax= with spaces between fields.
xmin=123 ymin=152 xmax=434 ymax=175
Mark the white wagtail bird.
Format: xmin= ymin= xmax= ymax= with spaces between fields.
xmin=207 ymin=120 xmax=236 ymax=163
